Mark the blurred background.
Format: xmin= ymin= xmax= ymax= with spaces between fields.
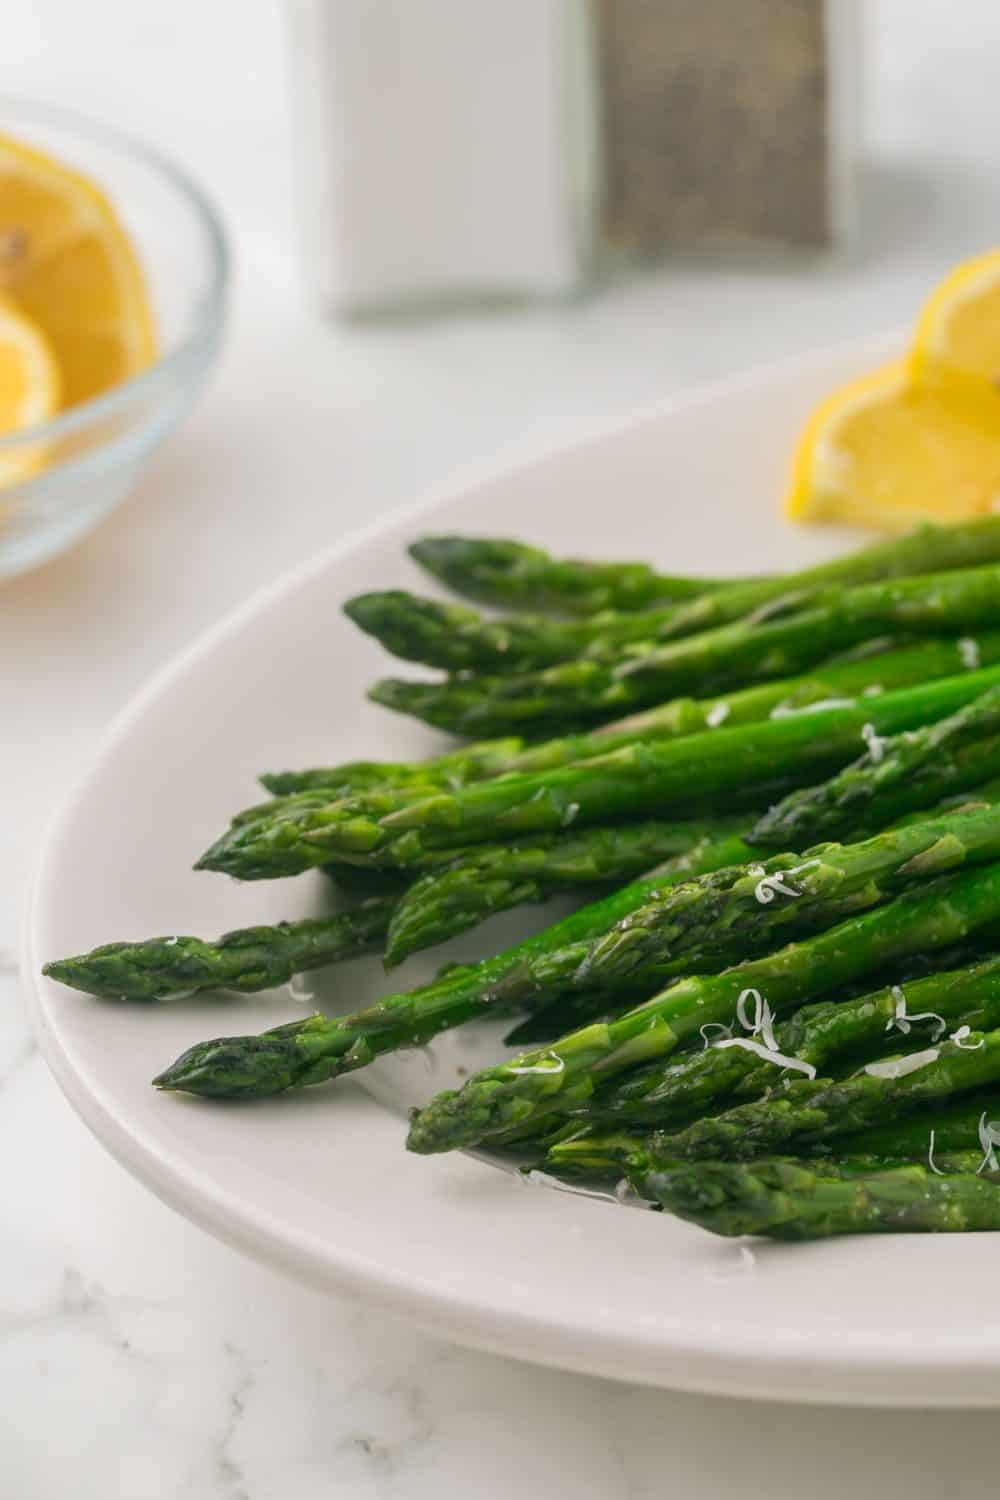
xmin=5 ymin=0 xmax=1000 ymax=600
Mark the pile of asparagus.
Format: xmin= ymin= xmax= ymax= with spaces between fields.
xmin=45 ymin=519 xmax=1000 ymax=1242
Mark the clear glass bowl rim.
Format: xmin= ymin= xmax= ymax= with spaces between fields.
xmin=0 ymin=95 xmax=230 ymax=456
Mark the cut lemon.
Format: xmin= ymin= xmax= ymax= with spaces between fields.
xmin=784 ymin=362 xmax=1000 ymax=532
xmin=0 ymin=292 xmax=60 ymax=486
xmin=0 ymin=132 xmax=155 ymax=410
xmin=909 ymin=249 xmax=1000 ymax=416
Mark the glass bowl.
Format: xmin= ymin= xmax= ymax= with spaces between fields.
xmin=0 ymin=100 xmax=229 ymax=578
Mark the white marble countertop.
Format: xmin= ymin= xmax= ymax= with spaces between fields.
xmin=7 ymin=2 xmax=1000 ymax=1493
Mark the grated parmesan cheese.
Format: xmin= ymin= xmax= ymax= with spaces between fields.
xmin=958 ymin=636 xmax=981 ymax=670
xmin=977 ymin=1113 xmax=1000 ymax=1174
xmin=769 ymin=696 xmax=856 ymax=720
xmin=705 ymin=702 xmax=731 ymax=728
xmin=884 ymin=985 xmax=947 ymax=1041
xmin=750 ymin=858 xmax=819 ymax=906
xmin=950 ymin=1025 xmax=985 ymax=1050
xmin=861 ymin=722 xmax=887 ymax=763
xmin=864 ymin=1047 xmax=940 ymax=1079
xmin=714 ymin=1035 xmax=817 ymax=1079
xmin=700 ymin=1022 xmax=733 ymax=1048
xmin=927 ymin=1130 xmax=945 ymax=1176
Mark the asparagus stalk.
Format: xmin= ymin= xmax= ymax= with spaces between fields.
xmin=537 ymin=800 xmax=1000 ymax=1001
xmin=617 ymin=562 xmax=1000 ymax=700
xmin=647 ymin=1029 xmax=1000 ymax=1162
xmin=545 ymin=953 xmax=1000 ymax=1142
xmin=383 ymin=817 xmax=750 ymax=967
xmin=830 ymin=1091 xmax=1000 ymax=1160
xmin=266 ymin=634 xmax=1000 ymax=791
xmin=410 ymin=519 xmax=1000 ymax=619
xmin=660 ymin=517 xmax=1000 ymax=640
xmin=151 ymin=864 xmax=701 ymax=1098
xmin=631 ymin=1158 xmax=1000 ymax=1239
xmin=43 ymin=894 xmax=398 ymax=1003
xmin=199 ymin=668 xmax=1000 ymax=879
xmin=408 ymin=536 xmax=751 ymax=614
xmin=261 ymin=740 xmax=523 ymax=799
xmin=752 ymin=684 xmax=1000 ymax=849
xmin=370 ymin=631 xmax=1000 ymax=738
xmin=344 ymin=590 xmax=679 ymax=674
xmin=404 ymin=863 xmax=1000 ymax=1153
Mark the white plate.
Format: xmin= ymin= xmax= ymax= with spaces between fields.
xmin=27 ymin=335 xmax=1000 ymax=1407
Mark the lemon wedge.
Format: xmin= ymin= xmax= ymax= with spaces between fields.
xmin=784 ymin=361 xmax=1000 ymax=532
xmin=0 ymin=292 xmax=59 ymax=486
xmin=0 ymin=132 xmax=155 ymax=410
xmin=909 ymin=249 xmax=1000 ymax=416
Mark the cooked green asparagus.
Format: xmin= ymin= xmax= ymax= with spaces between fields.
xmin=383 ymin=817 xmax=751 ymax=967
xmin=199 ymin=668 xmax=1000 ymax=878
xmin=752 ymin=684 xmax=1000 ymax=849
xmin=43 ymin=894 xmax=398 ymax=1002
xmin=410 ymin=519 xmax=1000 ymax=620
xmin=343 ymin=590 xmax=679 ymax=674
xmin=266 ymin=634 xmax=1000 ymax=790
xmin=370 ymin=631 xmax=1000 ymax=737
xmin=151 ymin=864 xmax=696 ymax=1098
xmin=408 ymin=536 xmax=754 ymax=614
xmin=630 ymin=1157 xmax=1000 ymax=1239
xmin=547 ymin=953 xmax=1000 ymax=1136
xmin=404 ymin=863 xmax=1000 ymax=1153
xmin=618 ymin=562 xmax=1000 ymax=700
xmin=644 ymin=1029 xmax=1000 ymax=1161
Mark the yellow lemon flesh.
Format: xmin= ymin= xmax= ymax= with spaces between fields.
xmin=786 ymin=249 xmax=1000 ymax=532
xmin=0 ymin=132 xmax=155 ymax=411
xmin=0 ymin=292 xmax=60 ymax=486
xmin=909 ymin=249 xmax=1000 ymax=415
xmin=785 ymin=362 xmax=1000 ymax=533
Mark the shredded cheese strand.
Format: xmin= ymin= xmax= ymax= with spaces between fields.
xmin=927 ymin=1130 xmax=945 ymax=1176
xmin=958 ymin=636 xmax=981 ymax=670
xmin=977 ymin=1112 xmax=1000 ymax=1175
xmin=884 ymin=985 xmax=947 ymax=1041
xmin=864 ymin=1048 xmax=940 ymax=1079
xmin=748 ymin=858 xmax=820 ymax=906
xmin=714 ymin=1036 xmax=817 ymax=1079
xmin=861 ymin=722 xmax=887 ymax=763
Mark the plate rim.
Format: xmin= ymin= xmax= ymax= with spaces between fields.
xmin=29 ymin=329 xmax=1000 ymax=1407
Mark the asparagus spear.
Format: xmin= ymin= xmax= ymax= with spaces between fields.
xmin=617 ymin=562 xmax=1000 ymax=701
xmin=370 ymin=631 xmax=1000 ymax=737
xmin=151 ymin=864 xmax=697 ymax=1098
xmin=266 ymin=637 xmax=1000 ymax=793
xmin=383 ymin=817 xmax=750 ymax=967
xmin=261 ymin=740 xmax=523 ymax=799
xmin=752 ymin=684 xmax=1000 ymax=849
xmin=344 ymin=590 xmax=679 ymax=674
xmin=550 ymin=954 xmax=1000 ymax=1134
xmin=542 ymin=801 xmax=1000 ymax=1001
xmin=631 ymin=1157 xmax=1000 ymax=1239
xmin=646 ymin=1028 xmax=1000 ymax=1162
xmin=404 ymin=863 xmax=1000 ymax=1153
xmin=43 ymin=894 xmax=398 ymax=1003
xmin=659 ymin=516 xmax=1000 ymax=640
xmin=410 ymin=519 xmax=1000 ymax=619
xmin=265 ymin=636 xmax=1000 ymax=798
xmin=199 ymin=668 xmax=1000 ymax=878
xmin=830 ymin=1091 xmax=1000 ymax=1160
xmin=408 ymin=536 xmax=749 ymax=614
